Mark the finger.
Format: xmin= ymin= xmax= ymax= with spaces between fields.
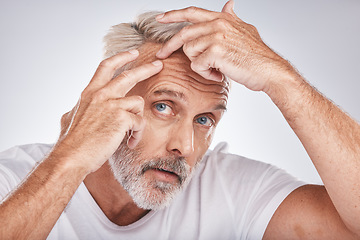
xmin=190 ymin=49 xmax=224 ymax=82
xmin=116 ymin=96 xmax=145 ymax=116
xmin=87 ymin=50 xmax=139 ymax=90
xmin=156 ymin=21 xmax=216 ymax=59
xmin=173 ymin=32 xmax=225 ymax=81
xmin=102 ymin=60 xmax=163 ymax=98
xmin=181 ymin=32 xmax=222 ymax=62
xmin=126 ymin=114 xmax=146 ymax=149
xmin=221 ymin=0 xmax=236 ymax=15
xmin=183 ymin=37 xmax=211 ymax=62
xmin=156 ymin=6 xmax=223 ymax=24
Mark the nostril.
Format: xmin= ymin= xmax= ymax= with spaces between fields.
xmin=171 ymin=149 xmax=182 ymax=155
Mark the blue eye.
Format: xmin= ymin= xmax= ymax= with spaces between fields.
xmin=196 ymin=116 xmax=213 ymax=127
xmin=155 ymin=103 xmax=167 ymax=112
xmin=154 ymin=103 xmax=173 ymax=116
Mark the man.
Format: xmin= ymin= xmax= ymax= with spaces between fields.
xmin=1 ymin=1 xmax=360 ymax=239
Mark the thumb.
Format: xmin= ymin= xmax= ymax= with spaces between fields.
xmin=221 ymin=0 xmax=235 ymax=15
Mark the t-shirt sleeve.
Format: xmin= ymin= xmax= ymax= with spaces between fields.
xmin=0 ymin=144 xmax=52 ymax=199
xmin=212 ymin=143 xmax=306 ymax=239
xmin=238 ymin=164 xmax=304 ymax=239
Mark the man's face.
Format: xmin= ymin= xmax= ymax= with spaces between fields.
xmin=109 ymin=43 xmax=229 ymax=210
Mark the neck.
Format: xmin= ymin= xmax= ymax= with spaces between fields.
xmin=83 ymin=162 xmax=150 ymax=226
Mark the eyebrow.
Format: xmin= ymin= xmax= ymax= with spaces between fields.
xmin=152 ymin=88 xmax=227 ymax=112
xmin=214 ymin=103 xmax=227 ymax=112
xmin=153 ymin=89 xmax=187 ymax=102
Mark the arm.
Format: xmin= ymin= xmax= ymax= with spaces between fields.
xmin=263 ymin=52 xmax=360 ymax=238
xmin=0 ymin=149 xmax=88 ymax=239
xmin=0 ymin=51 xmax=163 ymax=239
xmin=156 ymin=1 xmax=360 ymax=238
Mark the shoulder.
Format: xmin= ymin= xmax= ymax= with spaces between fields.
xmin=192 ymin=142 xmax=306 ymax=239
xmin=0 ymin=143 xmax=53 ymax=169
xmin=263 ymin=184 xmax=358 ymax=239
xmin=201 ymin=142 xmax=296 ymax=184
xmin=201 ymin=142 xmax=305 ymax=197
xmin=0 ymin=143 xmax=53 ymax=197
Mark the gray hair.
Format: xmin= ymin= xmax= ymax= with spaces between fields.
xmin=103 ymin=11 xmax=190 ymax=59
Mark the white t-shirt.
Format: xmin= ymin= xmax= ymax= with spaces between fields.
xmin=0 ymin=143 xmax=305 ymax=240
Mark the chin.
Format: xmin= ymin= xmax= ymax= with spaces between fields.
xmin=125 ymin=175 xmax=187 ymax=210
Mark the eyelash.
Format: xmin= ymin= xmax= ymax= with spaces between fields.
xmin=196 ymin=115 xmax=215 ymax=128
xmin=153 ymin=102 xmax=215 ymax=128
xmin=153 ymin=102 xmax=174 ymax=116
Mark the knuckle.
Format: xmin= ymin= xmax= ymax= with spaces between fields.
xmin=93 ymin=89 xmax=108 ymax=102
xmin=213 ymin=18 xmax=233 ymax=32
xmin=80 ymin=90 xmax=92 ymax=104
xmin=246 ymin=23 xmax=258 ymax=33
xmin=132 ymin=95 xmax=144 ymax=104
xmin=209 ymin=43 xmax=222 ymax=54
xmin=80 ymin=90 xmax=88 ymax=100
xmin=60 ymin=112 xmax=70 ymax=125
xmin=99 ymin=59 xmax=113 ymax=69
xmin=186 ymin=6 xmax=197 ymax=14
xmin=214 ymin=18 xmax=228 ymax=27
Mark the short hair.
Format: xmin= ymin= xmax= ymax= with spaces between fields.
xmin=103 ymin=11 xmax=190 ymax=59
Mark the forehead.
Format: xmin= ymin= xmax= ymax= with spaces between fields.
xmin=129 ymin=43 xmax=229 ymax=104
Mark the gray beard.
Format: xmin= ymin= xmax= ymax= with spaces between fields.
xmin=108 ymin=142 xmax=198 ymax=210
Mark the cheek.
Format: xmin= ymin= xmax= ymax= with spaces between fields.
xmin=136 ymin=110 xmax=171 ymax=153
xmin=194 ymin=128 xmax=214 ymax=156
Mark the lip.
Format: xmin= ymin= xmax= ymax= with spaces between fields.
xmin=146 ymin=168 xmax=180 ymax=183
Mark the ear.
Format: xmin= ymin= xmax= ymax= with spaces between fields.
xmin=221 ymin=0 xmax=235 ymax=15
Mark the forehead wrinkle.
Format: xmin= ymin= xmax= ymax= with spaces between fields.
xmin=158 ymin=73 xmax=229 ymax=97
xmin=163 ymin=60 xmax=229 ymax=92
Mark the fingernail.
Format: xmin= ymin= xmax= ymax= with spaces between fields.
xmin=152 ymin=60 xmax=162 ymax=66
xmin=156 ymin=49 xmax=162 ymax=57
xmin=156 ymin=13 xmax=165 ymax=21
xmin=129 ymin=49 xmax=139 ymax=55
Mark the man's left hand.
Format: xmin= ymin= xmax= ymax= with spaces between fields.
xmin=156 ymin=0 xmax=295 ymax=93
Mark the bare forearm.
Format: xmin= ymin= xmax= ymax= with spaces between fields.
xmin=268 ymin=72 xmax=360 ymax=234
xmin=0 ymin=149 xmax=88 ymax=239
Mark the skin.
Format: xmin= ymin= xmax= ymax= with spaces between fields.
xmin=0 ymin=50 xmax=163 ymax=239
xmin=85 ymin=43 xmax=229 ymax=225
xmin=156 ymin=1 xmax=360 ymax=239
xmin=0 ymin=43 xmax=228 ymax=238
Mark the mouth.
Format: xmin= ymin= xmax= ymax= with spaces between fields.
xmin=144 ymin=167 xmax=182 ymax=184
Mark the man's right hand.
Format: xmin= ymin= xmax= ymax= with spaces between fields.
xmin=0 ymin=50 xmax=162 ymax=240
xmin=57 ymin=50 xmax=163 ymax=173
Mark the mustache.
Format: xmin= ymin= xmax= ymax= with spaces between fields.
xmin=140 ymin=156 xmax=191 ymax=184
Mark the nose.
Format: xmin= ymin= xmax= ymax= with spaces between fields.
xmin=166 ymin=120 xmax=194 ymax=157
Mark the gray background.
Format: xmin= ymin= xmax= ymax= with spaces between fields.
xmin=1 ymin=0 xmax=359 ymax=184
